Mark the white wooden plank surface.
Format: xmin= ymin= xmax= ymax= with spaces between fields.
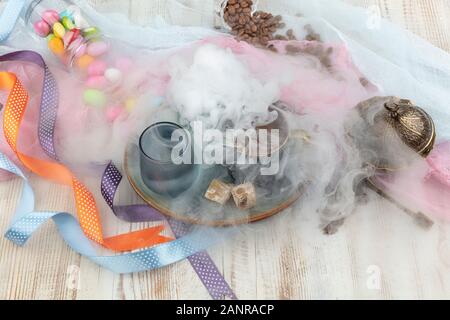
xmin=1 ymin=0 xmax=450 ymax=300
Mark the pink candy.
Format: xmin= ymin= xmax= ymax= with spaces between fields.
xmin=33 ymin=20 xmax=50 ymax=37
xmin=106 ymin=105 xmax=124 ymax=122
xmin=115 ymin=57 xmax=133 ymax=72
xmin=87 ymin=41 xmax=109 ymax=57
xmin=87 ymin=60 xmax=107 ymax=76
xmin=86 ymin=76 xmax=107 ymax=89
xmin=69 ymin=39 xmax=86 ymax=58
xmin=41 ymin=9 xmax=60 ymax=26
xmin=63 ymin=30 xmax=76 ymax=47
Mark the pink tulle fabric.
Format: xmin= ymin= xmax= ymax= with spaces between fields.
xmin=205 ymin=37 xmax=377 ymax=115
xmin=375 ymin=142 xmax=450 ymax=220
xmin=1 ymin=35 xmax=450 ymax=221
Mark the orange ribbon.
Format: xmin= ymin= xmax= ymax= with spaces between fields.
xmin=0 ymin=71 xmax=172 ymax=252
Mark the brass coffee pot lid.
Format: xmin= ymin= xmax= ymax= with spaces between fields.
xmin=380 ymin=97 xmax=435 ymax=157
xmin=347 ymin=96 xmax=436 ymax=170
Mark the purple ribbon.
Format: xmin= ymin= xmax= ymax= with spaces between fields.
xmin=0 ymin=51 xmax=59 ymax=160
xmin=6 ymin=50 xmax=236 ymax=300
xmin=101 ymin=163 xmax=163 ymax=222
xmin=101 ymin=162 xmax=237 ymax=300
xmin=169 ymin=219 xmax=237 ymax=300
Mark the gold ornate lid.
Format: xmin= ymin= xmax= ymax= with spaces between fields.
xmin=380 ymin=98 xmax=435 ymax=157
xmin=347 ymin=96 xmax=436 ymax=170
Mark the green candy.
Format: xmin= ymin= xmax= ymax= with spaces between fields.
xmin=82 ymin=27 xmax=101 ymax=39
xmin=46 ymin=33 xmax=56 ymax=42
xmin=83 ymin=89 xmax=106 ymax=108
xmin=61 ymin=16 xmax=75 ymax=30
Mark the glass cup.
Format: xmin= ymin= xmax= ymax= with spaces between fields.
xmin=139 ymin=122 xmax=199 ymax=198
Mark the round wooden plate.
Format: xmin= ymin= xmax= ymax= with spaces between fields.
xmin=124 ymin=142 xmax=305 ymax=227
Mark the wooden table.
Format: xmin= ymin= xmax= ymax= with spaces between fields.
xmin=1 ymin=0 xmax=450 ymax=300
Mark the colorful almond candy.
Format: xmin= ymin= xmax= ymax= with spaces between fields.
xmin=106 ymin=105 xmax=124 ymax=122
xmin=88 ymin=60 xmax=107 ymax=76
xmin=86 ymin=76 xmax=107 ymax=89
xmin=115 ymin=57 xmax=133 ymax=72
xmin=125 ymin=98 xmax=137 ymax=112
xmin=52 ymin=22 xmax=66 ymax=38
xmin=48 ymin=37 xmax=64 ymax=55
xmin=68 ymin=38 xmax=86 ymax=57
xmin=74 ymin=12 xmax=89 ymax=29
xmin=62 ymin=30 xmax=76 ymax=47
xmin=34 ymin=20 xmax=51 ymax=37
xmin=76 ymin=54 xmax=94 ymax=69
xmin=34 ymin=7 xmax=107 ymax=74
xmin=82 ymin=27 xmax=100 ymax=39
xmin=71 ymin=28 xmax=81 ymax=39
xmin=87 ymin=41 xmax=108 ymax=57
xmin=41 ymin=9 xmax=60 ymax=26
xmin=83 ymin=89 xmax=106 ymax=108
xmin=104 ymin=68 xmax=123 ymax=84
xmin=34 ymin=7 xmax=124 ymax=123
xmin=61 ymin=16 xmax=75 ymax=30
xmin=59 ymin=9 xmax=74 ymax=21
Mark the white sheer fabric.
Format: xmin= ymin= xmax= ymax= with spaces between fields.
xmin=3 ymin=0 xmax=450 ymax=144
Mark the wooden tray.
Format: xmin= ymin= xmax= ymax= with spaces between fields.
xmin=124 ymin=142 xmax=304 ymax=227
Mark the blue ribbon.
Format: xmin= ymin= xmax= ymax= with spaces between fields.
xmin=0 ymin=0 xmax=233 ymax=282
xmin=1 ymin=152 xmax=228 ymax=274
xmin=0 ymin=3 xmax=236 ymax=293
xmin=0 ymin=0 xmax=26 ymax=42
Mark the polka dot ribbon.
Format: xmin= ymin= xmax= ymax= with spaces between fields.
xmin=0 ymin=150 xmax=234 ymax=276
xmin=0 ymin=50 xmax=236 ymax=299
xmin=0 ymin=51 xmax=172 ymax=252
xmin=102 ymin=163 xmax=237 ymax=299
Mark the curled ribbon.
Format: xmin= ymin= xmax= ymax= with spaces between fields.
xmin=0 ymin=151 xmax=228 ymax=274
xmin=101 ymin=163 xmax=237 ymax=299
xmin=0 ymin=50 xmax=237 ymax=299
xmin=0 ymin=53 xmax=171 ymax=252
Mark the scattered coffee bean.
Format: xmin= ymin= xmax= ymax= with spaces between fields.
xmin=285 ymin=43 xmax=334 ymax=71
xmin=223 ymin=0 xmax=326 ymax=53
xmin=223 ymin=0 xmax=295 ymax=50
xmin=304 ymin=24 xmax=322 ymax=42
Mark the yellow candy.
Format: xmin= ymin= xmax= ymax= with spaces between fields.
xmin=125 ymin=98 xmax=137 ymax=112
xmin=48 ymin=37 xmax=64 ymax=56
xmin=52 ymin=22 xmax=66 ymax=38
xmin=76 ymin=54 xmax=94 ymax=70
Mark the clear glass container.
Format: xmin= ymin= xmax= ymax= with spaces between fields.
xmin=23 ymin=0 xmax=141 ymax=121
xmin=24 ymin=0 xmax=104 ymax=68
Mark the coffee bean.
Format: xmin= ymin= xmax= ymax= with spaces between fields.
xmin=275 ymin=35 xmax=288 ymax=41
xmin=224 ymin=0 xmax=293 ymax=48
